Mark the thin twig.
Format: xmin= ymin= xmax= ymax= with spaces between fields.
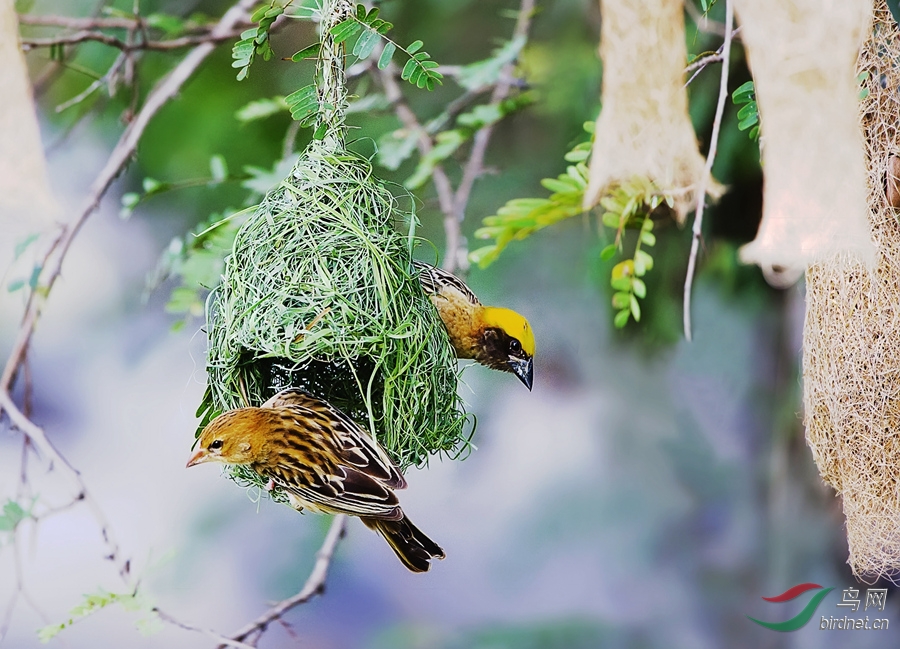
xmin=683 ymin=0 xmax=733 ymax=341
xmin=444 ymin=0 xmax=535 ymax=273
xmin=0 ymin=391 xmax=129 ymax=579
xmin=19 ymin=14 xmax=142 ymax=29
xmin=220 ymin=515 xmax=347 ymax=648
xmin=20 ymin=28 xmax=246 ymax=52
xmin=683 ymin=26 xmax=741 ymax=87
xmin=0 ymin=0 xmax=258 ymax=634
xmin=376 ymin=63 xmax=457 ymax=222
xmin=54 ymin=50 xmax=127 ymax=113
xmin=1 ymin=0 xmax=257 ymax=397
xmin=154 ymin=609 xmax=258 ymax=649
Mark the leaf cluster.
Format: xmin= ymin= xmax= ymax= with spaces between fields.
xmin=38 ymin=589 xmax=160 ymax=643
xmin=598 ymin=179 xmax=669 ymax=328
xmin=232 ymin=1 xmax=294 ymax=80
xmin=471 ymin=122 xmax=673 ymax=329
xmin=731 ymin=80 xmax=759 ymax=141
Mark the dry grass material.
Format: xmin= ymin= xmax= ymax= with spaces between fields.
xmin=200 ymin=139 xmax=470 ymax=497
xmin=736 ymin=0 xmax=873 ymax=286
xmin=584 ymin=0 xmax=717 ymax=221
xmin=803 ymin=0 xmax=900 ymax=581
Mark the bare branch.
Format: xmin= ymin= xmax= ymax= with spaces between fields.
xmin=0 ymin=0 xmax=259 ymax=630
xmin=154 ymin=609 xmax=258 ymax=649
xmin=445 ymin=0 xmax=536 ymax=273
xmin=19 ymin=28 xmax=246 ymax=53
xmin=220 ymin=515 xmax=347 ymax=648
xmin=376 ymin=63 xmax=457 ymax=225
xmin=684 ymin=26 xmax=742 ymax=86
xmin=683 ymin=0 xmax=734 ymax=341
xmin=18 ymin=14 xmax=139 ymax=29
xmin=1 ymin=0 xmax=257 ymax=397
xmin=0 ymin=391 xmax=129 ymax=579
xmin=683 ymin=0 xmax=740 ymax=38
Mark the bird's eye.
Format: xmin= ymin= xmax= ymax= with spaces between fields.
xmin=210 ymin=439 xmax=224 ymax=450
xmin=509 ymin=339 xmax=521 ymax=353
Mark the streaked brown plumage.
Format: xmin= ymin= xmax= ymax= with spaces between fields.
xmin=186 ymin=388 xmax=444 ymax=572
xmin=414 ymin=261 xmax=535 ymax=390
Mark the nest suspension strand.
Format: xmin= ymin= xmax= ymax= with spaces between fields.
xmin=200 ymin=0 xmax=468 ymax=493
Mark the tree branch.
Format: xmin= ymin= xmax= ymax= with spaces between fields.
xmin=445 ymin=0 xmax=535 ymax=273
xmin=1 ymin=0 xmax=257 ymax=397
xmin=376 ymin=62 xmax=457 ymax=226
xmin=18 ymin=14 xmax=139 ymax=29
xmin=683 ymin=0 xmax=733 ymax=341
xmin=19 ymin=28 xmax=246 ymax=53
xmin=154 ymin=610 xmax=257 ymax=649
xmin=219 ymin=515 xmax=347 ymax=648
xmin=0 ymin=391 xmax=128 ymax=579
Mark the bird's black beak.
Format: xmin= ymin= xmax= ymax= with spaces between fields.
xmin=508 ymin=357 xmax=533 ymax=391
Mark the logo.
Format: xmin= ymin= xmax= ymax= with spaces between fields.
xmin=748 ymin=584 xmax=890 ymax=632
xmin=747 ymin=583 xmax=834 ymax=632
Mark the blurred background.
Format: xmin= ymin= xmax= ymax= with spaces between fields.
xmin=2 ymin=0 xmax=897 ymax=647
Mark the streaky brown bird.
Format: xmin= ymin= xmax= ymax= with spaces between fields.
xmin=187 ymin=388 xmax=444 ymax=572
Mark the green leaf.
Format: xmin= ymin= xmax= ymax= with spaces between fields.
xmin=7 ymin=279 xmax=24 ymax=293
xmin=250 ymin=5 xmax=269 ymax=22
xmin=0 ymin=500 xmax=27 ymax=531
xmin=632 ymin=277 xmax=646 ymax=298
xmin=29 ymin=264 xmax=41 ymax=290
xmin=142 ymin=177 xmax=163 ymax=194
xmin=407 ymin=39 xmax=423 ymax=54
xmin=455 ymin=35 xmax=526 ymax=91
xmin=614 ymin=309 xmax=631 ymax=329
xmin=290 ymin=42 xmax=321 ymax=61
xmin=14 ymin=233 xmax=40 ymax=260
xmin=145 ymin=13 xmax=185 ymax=36
xmin=353 ymin=29 xmax=380 ymax=60
xmin=630 ymin=295 xmax=641 ymax=321
xmin=731 ymin=80 xmax=755 ymax=104
xmin=330 ymin=19 xmax=361 ymax=44
xmin=209 ymin=155 xmax=227 ymax=183
xmin=611 ymin=291 xmax=630 ymax=309
xmin=640 ymin=231 xmax=656 ymax=246
xmin=600 ymin=244 xmax=618 ymax=261
xmin=601 ymin=212 xmax=620 ymax=228
xmin=356 ymin=3 xmax=366 ymax=20
xmin=610 ymin=276 xmax=632 ymax=292
xmin=400 ymin=58 xmax=417 ymax=81
xmin=635 ymin=249 xmax=654 ymax=273
xmin=235 ymin=96 xmax=288 ymax=121
xmin=376 ymin=129 xmax=418 ymax=170
xmin=378 ymin=41 xmax=396 ymax=69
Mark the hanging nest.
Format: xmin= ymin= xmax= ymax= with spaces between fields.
xmin=197 ymin=2 xmax=468 ymax=494
xmin=584 ymin=0 xmax=720 ymax=221
xmin=201 ymin=141 xmax=469 ymax=487
xmin=803 ymin=0 xmax=900 ymax=581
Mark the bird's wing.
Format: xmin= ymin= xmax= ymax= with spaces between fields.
xmin=413 ymin=260 xmax=481 ymax=306
xmin=261 ymin=389 xmax=408 ymax=518
xmin=261 ymin=387 xmax=315 ymax=409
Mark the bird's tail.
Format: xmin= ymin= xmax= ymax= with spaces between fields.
xmin=362 ymin=514 xmax=445 ymax=573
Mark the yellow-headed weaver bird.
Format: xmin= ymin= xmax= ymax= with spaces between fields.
xmin=186 ymin=388 xmax=444 ymax=573
xmin=414 ymin=261 xmax=535 ymax=390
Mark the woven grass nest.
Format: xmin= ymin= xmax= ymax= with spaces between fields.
xmin=199 ymin=138 xmax=469 ymax=495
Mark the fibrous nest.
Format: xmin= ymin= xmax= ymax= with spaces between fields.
xmin=584 ymin=0 xmax=719 ymax=221
xmin=200 ymin=139 xmax=469 ymax=495
xmin=803 ymin=0 xmax=900 ymax=581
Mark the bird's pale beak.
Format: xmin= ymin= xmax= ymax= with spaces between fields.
xmin=508 ymin=357 xmax=533 ymax=391
xmin=186 ymin=448 xmax=210 ymax=468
